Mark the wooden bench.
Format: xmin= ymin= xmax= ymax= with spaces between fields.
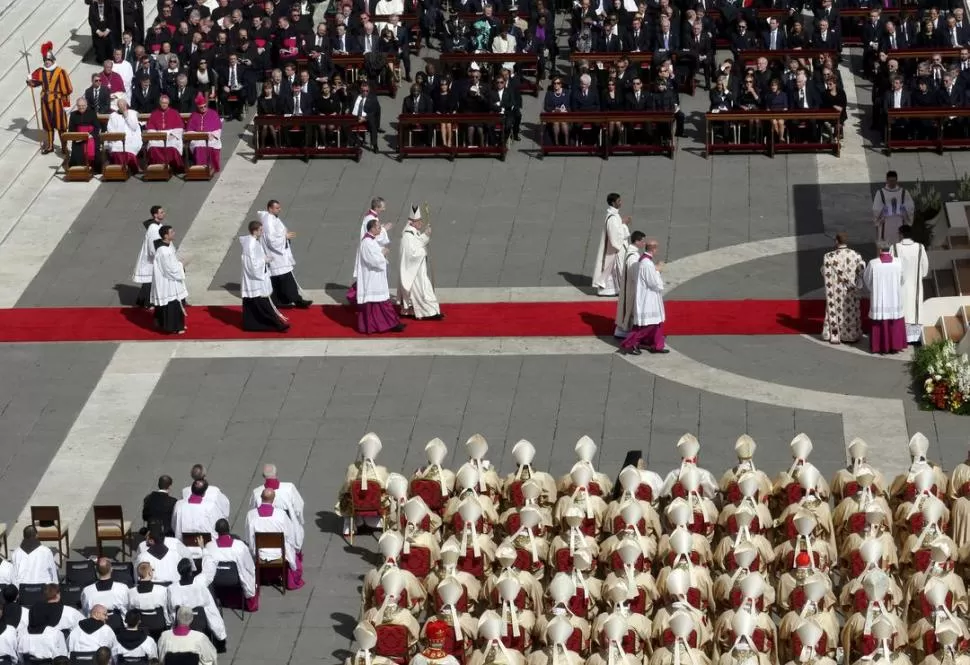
xmin=885 ymin=107 xmax=970 ymax=154
xmin=704 ymin=109 xmax=841 ymax=158
xmin=294 ymin=54 xmax=400 ymax=96
xmin=254 ymin=114 xmax=365 ymax=161
xmin=882 ymin=47 xmax=962 ymax=64
xmin=737 ymin=48 xmax=838 ymax=68
xmin=324 ymin=13 xmax=422 ymax=49
xmin=438 ymin=52 xmax=542 ymax=96
xmin=707 ymin=8 xmax=791 ymax=47
xmin=839 ymin=8 xmax=901 ymax=46
xmin=397 ymin=112 xmax=508 ymax=159
xmin=538 ymin=111 xmax=676 ymax=159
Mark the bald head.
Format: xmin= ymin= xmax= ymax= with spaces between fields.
xmin=137 ymin=562 xmax=154 ymax=581
xmin=90 ymin=605 xmax=108 ymax=622
xmin=261 ymin=488 xmax=276 ymax=503
xmin=645 ymin=238 xmax=659 ymax=252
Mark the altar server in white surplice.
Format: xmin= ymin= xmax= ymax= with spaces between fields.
xmin=180 ymin=464 xmax=231 ymax=521
xmin=67 ymin=605 xmax=119 ymax=653
xmin=258 ymin=200 xmax=312 ymax=309
xmin=861 ymin=243 xmax=907 ymax=355
xmin=398 ymin=205 xmax=442 ymax=321
xmin=892 ymin=224 xmax=929 ymax=344
xmin=206 ymin=519 xmax=259 ymax=612
xmin=81 ymin=557 xmax=130 ymax=617
xmin=167 ymin=557 xmax=227 ymax=649
xmin=150 ymin=225 xmax=188 ymax=334
xmin=251 ymin=464 xmax=304 ymax=550
xmin=172 ymin=480 xmax=221 ymax=557
xmin=615 ymin=231 xmax=646 ymax=339
xmin=132 ymin=206 xmax=166 ymax=308
xmin=592 ymin=192 xmax=631 ymax=296
xmin=619 ymin=238 xmax=668 ymax=355
xmin=240 ymin=220 xmax=290 ymax=332
xmin=11 ymin=526 xmax=58 ymax=585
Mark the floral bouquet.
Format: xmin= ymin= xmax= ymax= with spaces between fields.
xmin=913 ymin=340 xmax=970 ymax=415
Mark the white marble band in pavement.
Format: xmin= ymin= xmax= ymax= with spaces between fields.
xmin=7 ymin=342 xmax=173 ymax=549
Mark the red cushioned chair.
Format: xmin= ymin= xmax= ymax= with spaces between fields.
xmin=457 ymin=548 xmax=485 ymax=579
xmin=399 ymin=546 xmax=432 ymax=579
xmin=348 ymin=480 xmax=384 ymax=544
xmin=375 ymin=624 xmax=413 ymax=664
xmin=791 ymin=633 xmax=828 ymax=660
xmin=410 ymin=479 xmax=447 ymax=514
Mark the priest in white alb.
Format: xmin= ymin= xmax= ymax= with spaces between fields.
xmin=206 ymin=518 xmax=259 ymax=612
xmin=399 ymin=205 xmax=443 ymax=321
xmin=861 ymin=241 xmax=907 ymax=354
xmin=349 ymin=197 xmax=391 ymax=304
xmin=872 ymin=170 xmax=913 ymax=244
xmin=131 ymin=205 xmax=165 ymax=309
xmin=246 ymin=488 xmax=305 ymax=590
xmin=150 ymin=225 xmax=188 ymax=335
xmin=172 ymin=481 xmax=221 ymax=556
xmin=258 ymin=200 xmax=313 ymax=309
xmin=11 ymin=526 xmax=58 ymax=586
xmin=240 ymin=219 xmax=290 ymax=332
xmin=157 ymin=607 xmax=218 ymax=665
xmin=105 ymin=98 xmax=143 ymax=172
xmin=250 ymin=464 xmax=305 ymax=528
xmin=619 ymin=238 xmax=669 ymax=355
xmin=615 ymin=230 xmax=646 ymax=339
xmin=592 ymin=192 xmax=631 ymax=296
xmin=356 ymin=217 xmax=406 ymax=334
xmin=892 ymin=224 xmax=929 ymax=345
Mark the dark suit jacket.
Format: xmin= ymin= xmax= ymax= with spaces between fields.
xmin=142 ymin=490 xmax=177 ymax=535
xmin=762 ymin=29 xmax=787 ymax=49
xmin=880 ymin=32 xmax=908 ymax=50
xmin=167 ymin=85 xmax=198 ymax=113
xmin=402 ymin=93 xmax=434 ymax=114
xmin=789 ymin=85 xmax=820 ymax=109
xmin=356 ymin=33 xmax=380 ymax=54
xmin=331 ymin=34 xmax=354 ymax=53
xmin=623 ymin=28 xmax=652 ymax=51
xmin=812 ymin=30 xmax=840 ymax=49
xmin=218 ymin=63 xmax=250 ymax=93
xmin=882 ymin=88 xmax=912 ymax=110
xmin=131 ymin=84 xmax=161 ymax=113
xmin=85 ymin=85 xmax=112 ymax=114
xmin=349 ymin=93 xmax=382 ymax=122
xmin=653 ymin=30 xmax=679 ymax=53
xmin=599 ymin=32 xmax=624 ymax=52
xmin=490 ymin=87 xmax=517 ymax=116
xmin=281 ymin=92 xmax=314 ymax=115
xmin=626 ymin=90 xmax=651 ymax=110
xmin=570 ymin=87 xmax=600 ymax=111
xmin=861 ymin=19 xmax=884 ymax=48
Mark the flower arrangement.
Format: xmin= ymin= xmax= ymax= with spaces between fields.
xmin=912 ymin=340 xmax=970 ymax=415
xmin=910 ymin=179 xmax=942 ymax=247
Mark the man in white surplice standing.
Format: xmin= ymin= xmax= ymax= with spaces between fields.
xmin=258 ymin=199 xmax=313 ymax=309
xmin=592 ymin=192 xmax=632 ymax=296
xmin=892 ymin=224 xmax=929 ymax=345
xmin=871 ymin=170 xmax=913 ymax=243
xmin=132 ymin=205 xmax=166 ymax=308
xmin=399 ymin=205 xmax=443 ymax=321
xmin=349 ymin=197 xmax=392 ymax=304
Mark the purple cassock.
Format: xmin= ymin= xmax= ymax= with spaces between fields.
xmin=146 ymin=107 xmax=185 ymax=171
xmin=186 ymin=107 xmax=222 ymax=172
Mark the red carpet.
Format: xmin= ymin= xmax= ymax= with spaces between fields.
xmin=0 ymin=299 xmax=862 ymax=343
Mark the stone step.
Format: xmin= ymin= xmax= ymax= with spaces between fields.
xmin=948 ymin=233 xmax=970 ymax=250
xmin=924 ymin=324 xmax=944 ymax=345
xmin=935 ymin=268 xmax=958 ymax=297
xmin=956 ymin=259 xmax=970 ymax=297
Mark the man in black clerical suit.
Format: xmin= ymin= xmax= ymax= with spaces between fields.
xmin=348 ymin=80 xmax=381 ymax=152
xmin=141 ymin=474 xmax=177 ymax=536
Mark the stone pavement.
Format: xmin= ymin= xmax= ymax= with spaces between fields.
xmin=1 ymin=2 xmax=970 ymax=662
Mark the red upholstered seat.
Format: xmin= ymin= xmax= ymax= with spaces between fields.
xmin=848 ymin=550 xmax=866 ymax=578
xmin=842 ymin=481 xmax=860 ymax=499
xmin=399 ymin=546 xmax=432 ymax=579
xmin=853 ymin=590 xmax=868 ymax=612
xmin=725 ymin=483 xmax=742 ymax=505
xmin=373 ymin=587 xmax=410 ymax=610
xmin=350 ymin=480 xmax=383 ymax=517
xmin=375 ymin=624 xmax=412 ymax=664
xmin=500 ymin=625 xmax=527 ymax=651
xmin=612 ymin=516 xmax=647 ymax=534
xmin=724 ymin=551 xmax=762 ymax=573
xmin=635 ymin=486 xmax=653 ymax=502
xmin=786 ymin=484 xmax=804 ymax=506
xmin=588 ymin=482 xmax=604 ymax=497
xmin=752 ymin=628 xmax=772 ymax=652
xmin=506 ymin=481 xmax=526 ymax=509
xmin=686 ymin=587 xmax=704 ymax=610
xmin=660 ymin=629 xmax=698 ymax=648
xmin=627 ymin=587 xmax=648 ymax=615
xmin=457 ymin=548 xmax=485 ymax=578
xmin=609 ymin=551 xmax=646 ymax=573
xmin=579 ymin=517 xmax=598 ymax=538
xmin=553 ymin=548 xmax=573 ymax=572
xmin=410 ymin=479 xmax=446 ymax=513
xmin=791 ymin=633 xmax=828 ymax=659
xmin=728 ymin=589 xmax=765 ymax=611
xmin=566 ymin=628 xmax=585 ymax=654
xmin=568 ymin=588 xmax=588 ymax=617
xmin=504 ymin=513 xmax=522 ymax=536
xmin=846 ymin=512 xmax=867 ymax=535
xmin=434 ymin=587 xmax=469 ymax=613
xmin=912 ymin=548 xmax=932 ymax=572
xmin=671 ymin=482 xmax=686 ymax=499
xmin=909 ymin=513 xmax=925 ymax=535
xmin=789 ymin=587 xmax=807 ymax=613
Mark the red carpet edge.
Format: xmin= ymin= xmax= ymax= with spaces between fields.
xmin=0 ymin=299 xmax=862 ymax=343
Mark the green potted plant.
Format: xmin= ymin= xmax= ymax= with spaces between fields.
xmin=910 ymin=179 xmax=942 ymax=247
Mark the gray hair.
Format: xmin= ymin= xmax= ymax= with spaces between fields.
xmin=580 ymin=73 xmax=592 ymax=86
xmin=370 ymin=197 xmax=385 ymax=210
xmin=262 ymin=463 xmax=278 ymax=479
xmin=176 ymin=606 xmax=195 ymax=627
xmin=877 ymin=241 xmax=892 ymax=252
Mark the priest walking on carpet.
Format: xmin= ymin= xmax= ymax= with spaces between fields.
xmin=356 ymin=218 xmax=406 ymax=334
xmin=620 ymin=237 xmax=669 ymax=355
xmin=592 ymin=192 xmax=631 ymax=297
xmin=258 ymin=200 xmax=313 ymax=309
xmin=348 ymin=197 xmax=391 ymax=304
xmin=132 ymin=205 xmax=166 ymax=308
xmin=861 ymin=241 xmax=907 ymax=354
xmin=891 ymin=224 xmax=928 ymax=346
xmin=399 ymin=205 xmax=443 ymax=321
xmin=151 ymin=225 xmax=188 ymax=335
xmin=614 ymin=231 xmax=646 ymax=339
xmin=239 ymin=220 xmax=290 ymax=333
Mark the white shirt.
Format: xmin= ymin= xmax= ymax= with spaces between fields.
xmin=81 ymin=579 xmax=131 ymax=617
xmin=246 ymin=505 xmax=300 ymax=569
xmin=257 ymin=211 xmax=297 ymax=277
xmin=157 ymin=629 xmax=218 ymax=665
xmin=11 ymin=544 xmax=58 ymax=585
xmin=355 ymin=234 xmax=391 ymax=304
xmin=18 ymin=627 xmax=67 ymax=660
xmin=862 ymin=255 xmax=904 ymax=321
xmin=205 ymin=538 xmax=258 ymax=598
xmin=68 ymin=621 xmax=119 ymax=653
xmin=128 ymin=582 xmax=172 ymax=625
xmin=179 ymin=485 xmax=231 ymax=521
xmin=172 ymin=499 xmax=220 ymax=553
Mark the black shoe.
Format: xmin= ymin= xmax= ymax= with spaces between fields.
xmin=214 ymin=639 xmax=227 ymax=654
xmin=295 ymin=299 xmax=313 ymax=309
xmin=371 ymin=144 xmax=379 ymax=153
xmin=647 ymin=348 xmax=670 ymax=354
xmin=421 ymin=313 xmax=445 ymax=321
xmin=512 ymin=134 xmax=521 ymax=141
xmin=277 ymin=323 xmax=291 ymax=332
xmin=624 ymin=347 xmax=642 ymax=355
xmin=390 ymin=323 xmax=406 ymax=332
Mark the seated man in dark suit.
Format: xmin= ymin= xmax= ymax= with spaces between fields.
xmin=402 ymin=82 xmax=434 ymax=146
xmin=281 ymin=81 xmax=314 ymax=145
xmin=167 ymin=73 xmax=198 ymax=114
xmin=882 ymin=74 xmax=911 ymax=140
xmin=730 ymin=20 xmax=757 ymax=60
xmin=653 ymin=16 xmax=679 ymax=61
xmin=811 ymin=19 xmax=840 ymax=51
xmin=348 ymin=80 xmax=382 ymax=152
xmin=625 ymin=77 xmax=651 ymax=144
xmin=624 ymin=15 xmax=652 ymax=52
xmin=85 ymin=73 xmax=112 ymax=114
xmin=762 ymin=17 xmax=787 ymax=50
xmin=131 ymin=73 xmax=162 ymax=113
xmin=570 ymin=72 xmax=600 ymax=145
xmin=489 ymin=75 xmax=519 ymax=144
xmin=218 ymin=54 xmax=250 ymax=120
xmin=459 ymin=70 xmax=491 ymax=146
xmin=680 ymin=21 xmax=714 ymax=90
xmin=142 ymin=474 xmax=177 ymax=536
xmin=787 ymin=73 xmax=821 ymax=142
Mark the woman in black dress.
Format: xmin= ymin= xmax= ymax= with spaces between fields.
xmin=256 ymin=80 xmax=280 ymax=147
xmin=601 ymin=79 xmax=626 ymax=144
xmin=820 ymin=75 xmax=848 ymax=139
xmin=434 ymin=77 xmax=459 ymax=148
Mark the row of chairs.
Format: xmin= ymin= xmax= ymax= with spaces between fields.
xmin=27 ymin=505 xmax=132 ymax=567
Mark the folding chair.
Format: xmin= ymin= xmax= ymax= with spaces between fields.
xmin=93 ymin=505 xmax=133 ymax=560
xmin=30 ymin=506 xmax=69 ymax=566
